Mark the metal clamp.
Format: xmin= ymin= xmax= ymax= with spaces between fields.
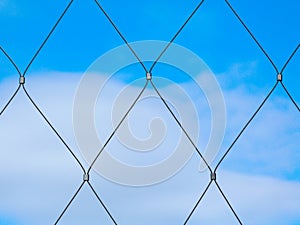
xmin=19 ymin=76 xmax=25 ymax=84
xmin=277 ymin=73 xmax=282 ymax=81
xmin=83 ymin=173 xmax=89 ymax=181
xmin=146 ymin=72 xmax=152 ymax=80
xmin=211 ymin=172 xmax=216 ymax=181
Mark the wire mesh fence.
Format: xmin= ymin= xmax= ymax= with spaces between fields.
xmin=0 ymin=0 xmax=299 ymax=224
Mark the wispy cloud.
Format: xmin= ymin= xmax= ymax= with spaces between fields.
xmin=0 ymin=0 xmax=18 ymax=16
xmin=0 ymin=0 xmax=6 ymax=8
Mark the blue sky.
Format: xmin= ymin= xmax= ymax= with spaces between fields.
xmin=0 ymin=0 xmax=299 ymax=225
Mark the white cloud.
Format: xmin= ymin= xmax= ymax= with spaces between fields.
xmin=217 ymin=80 xmax=300 ymax=178
xmin=0 ymin=72 xmax=299 ymax=225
